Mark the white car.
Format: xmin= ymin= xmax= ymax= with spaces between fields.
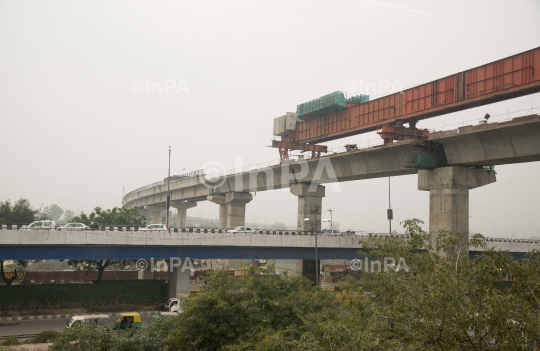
xmin=139 ymin=224 xmax=168 ymax=231
xmin=27 ymin=220 xmax=56 ymax=230
xmin=60 ymin=223 xmax=89 ymax=231
xmin=227 ymin=226 xmax=255 ymax=234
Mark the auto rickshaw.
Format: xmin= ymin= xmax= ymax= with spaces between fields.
xmin=113 ymin=312 xmax=142 ymax=330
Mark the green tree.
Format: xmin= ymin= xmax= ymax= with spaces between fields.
xmin=62 ymin=209 xmax=76 ymax=223
xmin=0 ymin=198 xmax=40 ymax=285
xmin=43 ymin=204 xmax=64 ymax=223
xmin=65 ymin=206 xmax=146 ymax=282
xmin=166 ymin=264 xmax=336 ymax=350
xmin=248 ymin=220 xmax=540 ymax=350
xmin=70 ymin=206 xmax=146 ymax=227
xmin=0 ymin=198 xmax=40 ymax=225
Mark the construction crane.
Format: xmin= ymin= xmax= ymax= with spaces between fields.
xmin=272 ymin=46 xmax=540 ymax=161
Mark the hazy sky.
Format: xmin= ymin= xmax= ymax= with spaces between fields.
xmin=1 ymin=0 xmax=540 ymax=237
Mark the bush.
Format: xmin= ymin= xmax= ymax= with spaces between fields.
xmin=23 ymin=330 xmax=60 ymax=344
xmin=51 ymin=317 xmax=177 ymax=351
xmin=1 ymin=336 xmax=20 ymax=346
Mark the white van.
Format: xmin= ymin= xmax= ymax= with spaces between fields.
xmin=322 ymin=229 xmax=341 ymax=235
xmin=67 ymin=314 xmax=110 ymax=328
xmin=27 ymin=220 xmax=57 ymax=230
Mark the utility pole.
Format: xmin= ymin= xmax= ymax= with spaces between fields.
xmin=388 ymin=177 xmax=392 ymax=235
xmin=166 ymin=146 xmax=171 ymax=228
xmin=326 ymin=208 xmax=335 ymax=230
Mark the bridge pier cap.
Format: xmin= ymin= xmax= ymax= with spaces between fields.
xmin=208 ymin=192 xmax=253 ymax=229
xmin=171 ymin=201 xmax=197 ymax=228
xmin=418 ymin=166 xmax=496 ymax=255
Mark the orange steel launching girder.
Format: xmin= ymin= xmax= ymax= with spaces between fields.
xmin=279 ymin=46 xmax=540 ymax=145
xmin=272 ymin=140 xmax=328 ymax=153
xmin=272 ymin=140 xmax=328 ymax=162
xmin=376 ymin=125 xmax=429 ymax=145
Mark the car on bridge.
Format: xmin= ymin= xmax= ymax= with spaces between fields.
xmin=227 ymin=226 xmax=255 ymax=234
xmin=138 ymin=224 xmax=168 ymax=231
xmin=27 ymin=220 xmax=57 ymax=230
xmin=59 ymin=223 xmax=89 ymax=231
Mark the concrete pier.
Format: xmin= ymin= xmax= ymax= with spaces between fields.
xmin=171 ymin=201 xmax=197 ymax=227
xmin=224 ymin=192 xmax=253 ymax=229
xmin=208 ymin=192 xmax=253 ymax=229
xmin=296 ymin=259 xmax=320 ymax=286
xmin=291 ymin=184 xmax=324 ymax=285
xmin=137 ymin=259 xmax=153 ymax=280
xmin=207 ymin=194 xmax=228 ymax=229
xmin=168 ymin=259 xmax=191 ymax=300
xmin=418 ymin=166 xmax=496 ymax=254
xmin=291 ymin=184 xmax=325 ymax=231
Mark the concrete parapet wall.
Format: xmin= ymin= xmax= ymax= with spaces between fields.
xmin=0 ymin=230 xmax=537 ymax=254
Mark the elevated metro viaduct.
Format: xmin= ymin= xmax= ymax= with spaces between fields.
xmin=123 ymin=116 xmax=540 ymax=240
xmin=119 ymin=116 xmax=540 ymax=297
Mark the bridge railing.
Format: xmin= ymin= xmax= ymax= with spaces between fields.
xmin=1 ymin=225 xmax=539 ymax=244
xmin=123 ymin=169 xmax=204 ymax=199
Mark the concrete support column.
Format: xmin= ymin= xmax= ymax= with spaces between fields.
xmin=290 ymin=184 xmax=325 ymax=231
xmin=171 ymin=201 xmax=197 ymax=228
xmin=296 ymin=259 xmax=320 ymax=286
xmin=137 ymin=208 xmax=151 ymax=224
xmin=224 ymin=192 xmax=253 ymax=229
xmin=291 ymin=183 xmax=325 ymax=286
xmin=152 ymin=211 xmax=161 ymax=224
xmin=418 ymin=166 xmax=496 ymax=254
xmin=208 ymin=193 xmax=253 ymax=229
xmin=168 ymin=259 xmax=191 ymax=300
xmin=137 ymin=259 xmax=153 ymax=280
xmin=207 ymin=195 xmax=227 ymax=229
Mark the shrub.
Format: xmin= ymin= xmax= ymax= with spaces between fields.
xmin=1 ymin=336 xmax=20 ymax=346
xmin=23 ymin=330 xmax=60 ymax=344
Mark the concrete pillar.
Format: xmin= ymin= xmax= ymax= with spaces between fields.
xmin=171 ymin=201 xmax=197 ymax=228
xmin=418 ymin=166 xmax=496 ymax=254
xmin=137 ymin=259 xmax=153 ymax=280
xmin=208 ymin=193 xmax=253 ymax=229
xmin=207 ymin=195 xmax=227 ymax=229
xmin=168 ymin=259 xmax=191 ymax=300
xmin=151 ymin=211 xmax=161 ymax=224
xmin=296 ymin=259 xmax=320 ymax=286
xmin=290 ymin=184 xmax=325 ymax=231
xmin=224 ymin=192 xmax=253 ymax=229
xmin=291 ymin=184 xmax=324 ymax=285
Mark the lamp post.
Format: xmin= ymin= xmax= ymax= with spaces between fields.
xmin=166 ymin=146 xmax=171 ymax=228
xmin=388 ymin=177 xmax=392 ymax=235
xmin=304 ymin=217 xmax=318 ymax=286
xmin=326 ymin=208 xmax=335 ymax=231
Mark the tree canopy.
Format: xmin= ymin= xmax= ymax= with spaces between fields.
xmin=42 ymin=204 xmax=64 ymax=223
xmin=70 ymin=206 xmax=146 ymax=226
xmin=0 ymin=198 xmax=41 ymax=225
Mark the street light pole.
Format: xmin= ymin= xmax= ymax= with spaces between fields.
xmin=166 ymin=146 xmax=171 ymax=228
xmin=326 ymin=208 xmax=335 ymax=231
xmin=388 ymin=177 xmax=392 ymax=235
xmin=304 ymin=217 xmax=319 ymax=287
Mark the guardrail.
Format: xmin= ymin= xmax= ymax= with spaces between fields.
xmin=123 ymin=169 xmax=204 ymax=199
xmin=1 ymin=225 xmax=538 ymax=243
